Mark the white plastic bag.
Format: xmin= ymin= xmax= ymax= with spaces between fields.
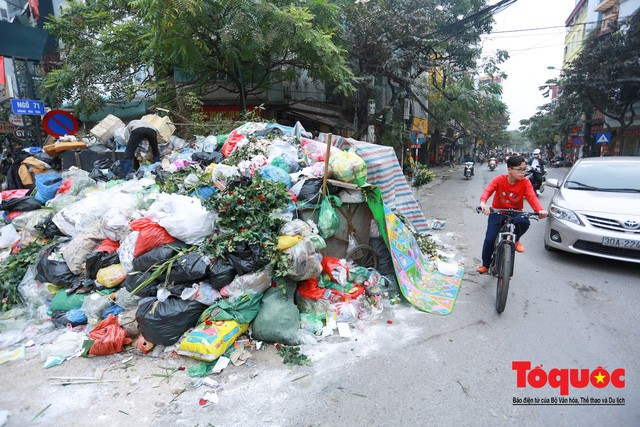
xmin=151 ymin=193 xmax=216 ymax=245
xmin=0 ymin=224 xmax=19 ymax=249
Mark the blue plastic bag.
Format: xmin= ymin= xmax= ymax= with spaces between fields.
xmin=34 ymin=172 xmax=63 ymax=204
xmin=260 ymin=165 xmax=292 ymax=189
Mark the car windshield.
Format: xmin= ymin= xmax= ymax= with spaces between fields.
xmin=565 ymin=162 xmax=640 ymax=192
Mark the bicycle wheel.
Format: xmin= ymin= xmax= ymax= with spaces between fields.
xmin=495 ymin=242 xmax=513 ymax=314
xmin=346 ymin=244 xmax=378 ymax=269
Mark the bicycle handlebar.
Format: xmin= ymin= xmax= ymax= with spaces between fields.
xmin=475 ymin=206 xmax=541 ymax=219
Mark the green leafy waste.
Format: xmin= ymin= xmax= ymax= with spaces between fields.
xmin=276 ymin=344 xmax=312 ymax=367
xmin=0 ymin=242 xmax=42 ymax=311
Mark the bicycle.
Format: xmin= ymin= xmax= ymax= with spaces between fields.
xmin=476 ymin=207 xmax=540 ymax=313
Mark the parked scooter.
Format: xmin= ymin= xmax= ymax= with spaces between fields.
xmin=463 ymin=161 xmax=474 ymax=180
xmin=525 ymin=166 xmax=547 ymax=194
xmin=488 ymin=157 xmax=497 ymax=171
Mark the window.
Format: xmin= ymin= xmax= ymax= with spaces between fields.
xmin=0 ymin=0 xmax=9 ymax=21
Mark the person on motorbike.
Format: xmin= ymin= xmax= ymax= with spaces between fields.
xmin=527 ymin=148 xmax=546 ymax=194
xmin=463 ymin=153 xmax=475 ymax=176
xmin=475 ymin=155 xmax=548 ymax=274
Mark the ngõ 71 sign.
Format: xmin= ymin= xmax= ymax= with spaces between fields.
xmin=11 ymin=99 xmax=45 ymax=115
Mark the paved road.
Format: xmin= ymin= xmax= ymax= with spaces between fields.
xmin=1 ymin=163 xmax=638 ymax=427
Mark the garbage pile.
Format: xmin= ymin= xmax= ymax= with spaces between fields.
xmin=0 ymin=120 xmax=405 ymax=367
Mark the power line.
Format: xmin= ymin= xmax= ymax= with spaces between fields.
xmin=486 ymin=20 xmax=601 ymax=34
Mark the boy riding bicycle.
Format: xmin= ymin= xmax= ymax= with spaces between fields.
xmin=476 ymin=155 xmax=548 ymax=274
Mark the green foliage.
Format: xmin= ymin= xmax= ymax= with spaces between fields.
xmin=202 ymin=176 xmax=292 ymax=276
xmin=276 ymin=344 xmax=313 ymax=367
xmin=0 ymin=243 xmax=42 ymax=311
xmin=411 ymin=163 xmax=434 ymax=188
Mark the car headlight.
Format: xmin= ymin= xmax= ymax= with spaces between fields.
xmin=550 ymin=204 xmax=583 ymax=225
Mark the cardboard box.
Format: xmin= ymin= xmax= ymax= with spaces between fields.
xmin=141 ymin=114 xmax=175 ymax=143
xmin=90 ymin=114 xmax=125 ymax=142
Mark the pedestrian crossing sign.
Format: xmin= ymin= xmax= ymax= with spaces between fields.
xmin=596 ymin=131 xmax=610 ymax=145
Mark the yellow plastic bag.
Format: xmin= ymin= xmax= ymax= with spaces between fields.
xmin=177 ymin=320 xmax=249 ymax=362
xmin=277 ymin=235 xmax=303 ymax=251
xmin=96 ymin=264 xmax=127 ymax=288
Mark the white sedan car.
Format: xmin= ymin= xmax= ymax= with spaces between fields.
xmin=543 ymin=156 xmax=640 ymax=264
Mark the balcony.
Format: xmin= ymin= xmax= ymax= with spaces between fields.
xmin=594 ymin=0 xmax=618 ymax=13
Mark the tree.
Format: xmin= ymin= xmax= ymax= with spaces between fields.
xmin=340 ymin=0 xmax=512 ymax=144
xmin=41 ymin=0 xmax=356 ymax=117
xmin=560 ymin=14 xmax=640 ymax=154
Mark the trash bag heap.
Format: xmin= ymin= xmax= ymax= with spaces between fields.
xmin=0 ymin=120 xmax=410 ymax=365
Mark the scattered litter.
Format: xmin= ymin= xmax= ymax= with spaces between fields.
xmin=193 ymin=377 xmax=220 ymax=389
xmin=31 ymin=403 xmax=51 ymax=421
xmin=337 ymin=322 xmax=352 ymax=337
xmin=202 ymin=391 xmax=220 ymax=404
xmin=211 ymin=356 xmax=230 ymax=374
xmin=229 ymin=349 xmax=252 ymax=366
xmin=0 ymin=346 xmax=25 ymax=365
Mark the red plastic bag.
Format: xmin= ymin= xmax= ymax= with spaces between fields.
xmin=321 ymin=257 xmax=349 ymax=284
xmin=220 ymin=129 xmax=247 ymax=158
xmin=96 ymin=238 xmax=120 ymax=253
xmin=6 ymin=211 xmax=22 ymax=221
xmin=298 ymin=278 xmax=330 ymax=300
xmin=130 ymin=217 xmax=176 ymax=258
xmin=330 ymin=285 xmax=365 ymax=302
xmin=88 ymin=314 xmax=132 ymax=355
xmin=1 ymin=189 xmax=29 ymax=200
xmin=55 ymin=178 xmax=75 ymax=196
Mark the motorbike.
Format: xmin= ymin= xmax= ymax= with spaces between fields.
xmin=525 ymin=166 xmax=547 ymax=194
xmin=463 ymin=161 xmax=474 ymax=180
xmin=488 ymin=157 xmax=497 ymax=171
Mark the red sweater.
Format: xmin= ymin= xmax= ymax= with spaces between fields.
xmin=480 ymin=175 xmax=544 ymax=212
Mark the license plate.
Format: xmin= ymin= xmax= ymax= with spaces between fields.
xmin=602 ymin=237 xmax=640 ymax=250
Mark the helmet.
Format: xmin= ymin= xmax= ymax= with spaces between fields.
xmin=533 ymin=149 xmax=541 ymax=155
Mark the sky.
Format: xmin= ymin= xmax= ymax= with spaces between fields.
xmin=481 ymin=0 xmax=578 ymax=130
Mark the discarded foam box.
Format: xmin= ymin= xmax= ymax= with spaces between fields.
xmin=90 ymin=114 xmax=125 ymax=143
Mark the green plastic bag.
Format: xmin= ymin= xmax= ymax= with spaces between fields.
xmin=48 ymin=290 xmax=87 ymax=312
xmin=318 ymin=196 xmax=340 ymax=239
xmin=251 ymin=279 xmax=302 ymax=345
xmin=198 ymin=292 xmax=263 ymax=324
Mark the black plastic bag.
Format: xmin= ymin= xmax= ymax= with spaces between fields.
xmin=167 ymin=253 xmax=209 ymax=283
xmin=297 ymin=179 xmax=339 ymax=205
xmin=39 ymin=218 xmax=63 ymax=239
xmin=0 ymin=196 xmax=42 ymax=212
xmin=227 ymin=242 xmax=269 ymax=276
xmin=208 ymin=257 xmax=236 ymax=290
xmin=86 ymin=251 xmax=120 ymax=279
xmin=132 ymin=241 xmax=189 ymax=272
xmin=369 ymin=237 xmax=399 ymax=296
xmin=136 ymin=297 xmax=208 ymax=346
xmin=191 ymin=151 xmax=224 ymax=166
xmin=36 ymin=246 xmax=77 ymax=286
xmin=124 ymin=271 xmax=159 ymax=298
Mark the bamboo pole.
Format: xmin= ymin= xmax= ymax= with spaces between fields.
xmin=322 ymin=133 xmax=333 ymax=196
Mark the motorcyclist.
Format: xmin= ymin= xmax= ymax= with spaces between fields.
xmin=527 ymin=148 xmax=546 ymax=194
xmin=463 ymin=153 xmax=475 ymax=176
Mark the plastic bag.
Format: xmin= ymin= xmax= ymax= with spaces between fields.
xmin=321 ymin=257 xmax=349 ymax=286
xmin=318 ymin=197 xmax=339 ymax=239
xmin=329 ymin=149 xmax=367 ymax=186
xmin=219 ymin=265 xmax=273 ymax=299
xmin=201 ymin=292 xmax=263 ymax=324
xmin=36 ymin=245 xmax=77 ymax=286
xmin=88 ymin=314 xmax=132 ymax=355
xmin=177 ymin=320 xmax=248 ymax=362
xmin=251 ymin=280 xmax=302 ymax=345
xmin=280 ymin=219 xmax=318 ymax=237
xmin=49 ymin=290 xmax=86 ymax=312
xmin=62 ymin=223 xmax=104 ymax=274
xmin=135 ymin=297 xmax=207 ymax=346
xmin=259 ymin=165 xmax=292 ymax=189
xmin=284 ymin=238 xmax=322 ymax=282
xmin=180 ymin=282 xmax=220 ymax=306
xmin=208 ymin=257 xmax=236 ymax=290
xmin=0 ymin=196 xmax=42 ymax=212
xmin=131 ymin=241 xmax=189 ymax=272
xmin=82 ymin=293 xmax=114 ymax=323
xmin=227 ymin=242 xmax=269 ymax=276
xmin=117 ymin=231 xmax=138 ymax=273
xmin=167 ymin=253 xmax=210 ymax=284
xmin=220 ymin=129 xmax=248 ymax=157
xmin=33 ymin=172 xmax=63 ymax=204
xmin=96 ymin=264 xmax=127 ymax=288
xmin=152 ymin=193 xmax=216 ymax=245
xmin=0 ymin=224 xmax=20 ymax=248
xmin=129 ymin=217 xmax=176 ymax=258
xmin=297 ymin=278 xmax=331 ymax=300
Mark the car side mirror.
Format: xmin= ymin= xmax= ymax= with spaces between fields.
xmin=544 ymin=178 xmax=560 ymax=188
